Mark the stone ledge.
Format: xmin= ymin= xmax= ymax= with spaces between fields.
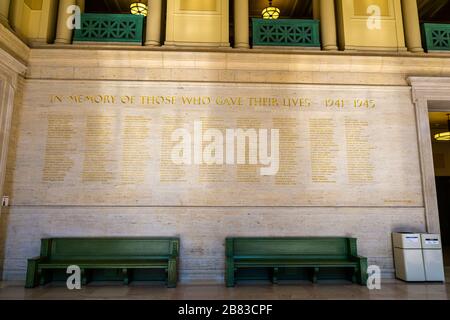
xmin=24 ymin=48 xmax=450 ymax=85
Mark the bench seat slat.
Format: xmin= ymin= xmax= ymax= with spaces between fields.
xmin=234 ymin=255 xmax=350 ymax=260
xmin=235 ymin=259 xmax=358 ymax=267
xmin=38 ymin=260 xmax=169 ymax=269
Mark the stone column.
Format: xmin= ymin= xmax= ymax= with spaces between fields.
xmin=401 ymin=0 xmax=424 ymax=53
xmin=145 ymin=0 xmax=163 ymax=46
xmin=0 ymin=0 xmax=11 ymax=26
xmin=319 ymin=0 xmax=338 ymax=50
xmin=77 ymin=0 xmax=85 ymax=13
xmin=313 ymin=0 xmax=320 ymax=20
xmin=55 ymin=0 xmax=77 ymax=44
xmin=234 ymin=0 xmax=249 ymax=49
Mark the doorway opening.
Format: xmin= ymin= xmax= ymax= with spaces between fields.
xmin=429 ymin=111 xmax=450 ymax=267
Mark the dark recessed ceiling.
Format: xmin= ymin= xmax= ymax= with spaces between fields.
xmin=85 ymin=0 xmax=313 ymax=17
xmin=430 ymin=112 xmax=450 ymax=129
xmin=86 ymin=0 xmax=148 ymax=14
xmin=85 ymin=0 xmax=450 ymax=21
xmin=419 ymin=0 xmax=448 ymax=21
xmin=249 ymin=0 xmax=312 ymax=19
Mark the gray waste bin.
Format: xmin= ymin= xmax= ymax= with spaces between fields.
xmin=421 ymin=234 xmax=445 ymax=282
xmin=393 ymin=232 xmax=445 ymax=282
xmin=393 ymin=233 xmax=425 ymax=281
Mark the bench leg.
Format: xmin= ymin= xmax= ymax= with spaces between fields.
xmin=39 ymin=269 xmax=51 ymax=286
xmin=122 ymin=268 xmax=130 ymax=285
xmin=312 ymin=267 xmax=319 ymax=284
xmin=81 ymin=268 xmax=88 ymax=286
xmin=167 ymin=258 xmax=177 ymax=288
xmin=25 ymin=260 xmax=39 ymax=288
xmin=272 ymin=267 xmax=279 ymax=285
xmin=225 ymin=258 xmax=235 ymax=287
xmin=357 ymin=258 xmax=368 ymax=286
xmin=352 ymin=268 xmax=358 ymax=284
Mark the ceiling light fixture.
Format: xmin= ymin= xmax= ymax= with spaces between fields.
xmin=130 ymin=1 xmax=148 ymax=16
xmin=434 ymin=114 xmax=450 ymax=141
xmin=262 ymin=0 xmax=280 ymax=19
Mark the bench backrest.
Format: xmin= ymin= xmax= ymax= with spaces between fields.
xmin=40 ymin=237 xmax=179 ymax=261
xmin=227 ymin=237 xmax=358 ymax=259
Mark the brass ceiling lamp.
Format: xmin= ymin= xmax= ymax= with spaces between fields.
xmin=262 ymin=0 xmax=280 ymax=19
xmin=130 ymin=0 xmax=148 ymax=16
xmin=434 ymin=114 xmax=450 ymax=141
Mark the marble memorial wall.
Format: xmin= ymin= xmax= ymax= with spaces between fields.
xmin=8 ymin=81 xmax=423 ymax=207
xmin=1 ymin=80 xmax=427 ymax=281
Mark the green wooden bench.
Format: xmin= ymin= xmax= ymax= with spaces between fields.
xmin=25 ymin=237 xmax=179 ymax=288
xmin=225 ymin=237 xmax=368 ymax=286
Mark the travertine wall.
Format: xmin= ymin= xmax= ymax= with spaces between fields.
xmin=0 ymin=207 xmax=426 ymax=281
xmin=2 ymin=45 xmax=450 ymax=282
xmin=8 ymin=81 xmax=423 ymax=207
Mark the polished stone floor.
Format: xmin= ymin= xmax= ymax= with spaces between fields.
xmin=0 ymin=278 xmax=449 ymax=300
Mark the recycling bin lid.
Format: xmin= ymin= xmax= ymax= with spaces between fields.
xmin=420 ymin=234 xmax=442 ymax=249
xmin=392 ymin=232 xmax=422 ymax=249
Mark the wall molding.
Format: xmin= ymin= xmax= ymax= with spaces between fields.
xmin=0 ymin=24 xmax=29 ymax=67
xmin=408 ymin=76 xmax=450 ymax=233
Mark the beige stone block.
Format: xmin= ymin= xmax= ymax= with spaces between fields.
xmin=40 ymin=66 xmax=74 ymax=79
xmin=194 ymin=54 xmax=228 ymax=70
xmin=25 ymin=66 xmax=41 ymax=78
xmin=318 ymin=56 xmax=352 ymax=73
xmin=252 ymin=54 xmax=291 ymax=72
xmin=248 ymin=70 xmax=271 ymax=83
xmin=226 ymin=54 xmax=260 ymax=71
xmin=380 ymin=57 xmax=408 ymax=74
xmin=170 ymin=68 xmax=220 ymax=81
xmin=218 ymin=70 xmax=236 ymax=82
xmin=73 ymin=67 xmax=98 ymax=79
xmin=350 ymin=56 xmax=383 ymax=73
xmin=294 ymin=71 xmax=314 ymax=83
xmin=253 ymin=71 xmax=298 ymax=83
xmin=442 ymin=66 xmax=450 ymax=76
xmin=163 ymin=53 xmax=197 ymax=68
xmin=288 ymin=56 xmax=322 ymax=72
xmin=100 ymin=51 xmax=164 ymax=69
xmin=311 ymin=72 xmax=329 ymax=83
xmin=234 ymin=70 xmax=252 ymax=82
xmin=136 ymin=68 xmax=173 ymax=81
